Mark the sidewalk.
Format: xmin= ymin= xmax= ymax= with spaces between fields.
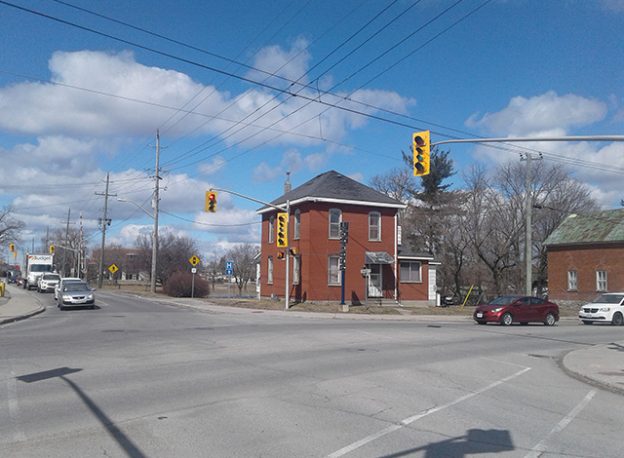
xmin=0 ymin=283 xmax=46 ymax=326
xmin=1 ymin=286 xmax=622 ymax=395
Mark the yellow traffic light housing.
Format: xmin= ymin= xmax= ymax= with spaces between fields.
xmin=49 ymin=245 xmax=55 ymax=254
xmin=9 ymin=242 xmax=15 ymax=252
xmin=205 ymin=191 xmax=218 ymax=213
xmin=276 ymin=212 xmax=289 ymax=248
xmin=413 ymin=130 xmax=431 ymax=176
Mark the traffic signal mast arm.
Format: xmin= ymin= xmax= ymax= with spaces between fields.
xmin=431 ymin=135 xmax=624 ymax=147
xmin=207 ymin=187 xmax=287 ymax=212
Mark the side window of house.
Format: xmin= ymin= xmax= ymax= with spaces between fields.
xmin=329 ymin=209 xmax=341 ymax=239
xmin=293 ymin=256 xmax=300 ymax=285
xmin=294 ymin=209 xmax=301 ymax=240
xmin=268 ymin=216 xmax=275 ymax=243
xmin=567 ymin=270 xmax=577 ymax=291
xmin=368 ymin=211 xmax=381 ymax=241
xmin=596 ymin=270 xmax=607 ymax=291
xmin=328 ymin=255 xmax=341 ymax=285
xmin=400 ymin=261 xmax=421 ymax=283
xmin=267 ymin=256 xmax=273 ymax=284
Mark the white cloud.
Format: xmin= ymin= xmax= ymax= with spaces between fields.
xmin=347 ymin=172 xmax=364 ymax=183
xmin=247 ymin=37 xmax=311 ymax=86
xmin=198 ymin=156 xmax=226 ymax=175
xmin=467 ymin=91 xmax=607 ymax=136
xmin=601 ymin=0 xmax=624 ymax=12
xmin=466 ymin=91 xmax=624 ymax=208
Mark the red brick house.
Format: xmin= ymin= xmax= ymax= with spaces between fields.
xmin=257 ymin=171 xmax=436 ymax=305
xmin=545 ymin=209 xmax=624 ymax=302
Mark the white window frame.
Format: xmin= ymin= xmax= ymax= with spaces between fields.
xmin=294 ymin=209 xmax=301 ymax=240
xmin=293 ymin=255 xmax=300 ymax=285
xmin=268 ymin=215 xmax=275 ymax=244
xmin=400 ymin=261 xmax=422 ymax=283
xmin=596 ymin=270 xmax=607 ymax=292
xmin=328 ymin=255 xmax=341 ymax=286
xmin=329 ymin=209 xmax=341 ymax=239
xmin=267 ymin=256 xmax=274 ymax=284
xmin=368 ymin=211 xmax=381 ymax=241
xmin=567 ymin=270 xmax=578 ymax=291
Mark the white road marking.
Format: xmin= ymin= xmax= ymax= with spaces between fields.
xmin=327 ymin=366 xmax=531 ymax=457
xmin=7 ymin=370 xmax=26 ymax=442
xmin=524 ymin=389 xmax=596 ymax=458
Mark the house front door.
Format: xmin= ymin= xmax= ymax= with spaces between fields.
xmin=368 ymin=264 xmax=383 ymax=298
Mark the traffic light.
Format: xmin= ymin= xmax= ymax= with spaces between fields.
xmin=413 ymin=130 xmax=430 ymax=176
xmin=49 ymin=245 xmax=55 ymax=254
xmin=9 ymin=242 xmax=15 ymax=252
xmin=276 ymin=251 xmax=285 ymax=260
xmin=205 ymin=191 xmax=218 ymax=213
xmin=276 ymin=212 xmax=288 ymax=248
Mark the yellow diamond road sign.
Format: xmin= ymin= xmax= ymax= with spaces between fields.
xmin=189 ymin=255 xmax=200 ymax=266
xmin=108 ymin=263 xmax=119 ymax=274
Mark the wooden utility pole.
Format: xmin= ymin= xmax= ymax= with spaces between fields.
xmin=62 ymin=208 xmax=71 ymax=276
xmin=96 ymin=173 xmax=115 ymax=288
xmin=151 ymin=131 xmax=160 ymax=294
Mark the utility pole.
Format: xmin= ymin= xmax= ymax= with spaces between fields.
xmin=151 ymin=130 xmax=161 ymax=294
xmin=96 ymin=173 xmax=115 ymax=288
xmin=62 ymin=208 xmax=71 ymax=277
xmin=521 ymin=153 xmax=542 ymax=296
xmin=78 ymin=213 xmax=84 ymax=279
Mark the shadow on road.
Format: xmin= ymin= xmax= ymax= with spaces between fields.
xmin=17 ymin=367 xmax=145 ymax=458
xmin=379 ymin=428 xmax=514 ymax=458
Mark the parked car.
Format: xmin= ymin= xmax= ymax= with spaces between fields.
xmin=578 ymin=293 xmax=624 ymax=325
xmin=473 ymin=295 xmax=559 ymax=326
xmin=37 ymin=273 xmax=61 ymax=293
xmin=57 ymin=281 xmax=95 ymax=310
xmin=54 ymin=277 xmax=82 ymax=301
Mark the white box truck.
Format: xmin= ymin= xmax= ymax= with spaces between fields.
xmin=24 ymin=254 xmax=54 ymax=290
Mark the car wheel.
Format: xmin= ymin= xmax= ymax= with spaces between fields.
xmin=611 ymin=312 xmax=623 ymax=326
xmin=476 ymin=321 xmax=486 ymax=325
xmin=500 ymin=313 xmax=513 ymax=326
xmin=582 ymin=320 xmax=593 ymax=325
xmin=544 ymin=313 xmax=556 ymax=326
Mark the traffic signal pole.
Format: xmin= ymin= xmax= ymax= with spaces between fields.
xmin=430 ymin=133 xmax=624 ymax=296
xmin=209 ymin=187 xmax=290 ymax=309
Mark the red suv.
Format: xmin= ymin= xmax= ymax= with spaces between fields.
xmin=473 ymin=295 xmax=559 ymax=326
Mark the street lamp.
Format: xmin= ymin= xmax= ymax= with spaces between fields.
xmin=117 ymin=197 xmax=158 ymax=294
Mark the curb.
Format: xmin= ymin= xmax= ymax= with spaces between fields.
xmin=557 ymin=348 xmax=624 ymax=397
xmin=0 ymin=304 xmax=46 ymax=326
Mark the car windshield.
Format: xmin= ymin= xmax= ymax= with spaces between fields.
xmin=592 ymin=294 xmax=624 ymax=304
xmin=488 ymin=295 xmax=521 ymax=305
xmin=64 ymin=283 xmax=90 ymax=292
xmin=43 ymin=274 xmax=60 ymax=281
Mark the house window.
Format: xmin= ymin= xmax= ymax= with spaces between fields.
xmin=328 ymin=255 xmax=341 ymax=285
xmin=294 ymin=209 xmax=301 ymax=240
xmin=329 ymin=209 xmax=341 ymax=239
xmin=400 ymin=261 xmax=422 ymax=283
xmin=293 ymin=256 xmax=300 ymax=285
xmin=368 ymin=211 xmax=381 ymax=241
xmin=267 ymin=256 xmax=273 ymax=284
xmin=268 ymin=216 xmax=275 ymax=243
xmin=567 ymin=271 xmax=578 ymax=291
xmin=596 ymin=270 xmax=607 ymax=292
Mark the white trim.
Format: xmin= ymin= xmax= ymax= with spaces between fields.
xmin=398 ymin=255 xmax=434 ymax=261
xmin=257 ymin=196 xmax=406 ymax=214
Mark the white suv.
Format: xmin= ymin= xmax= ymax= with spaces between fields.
xmin=579 ymin=293 xmax=624 ymax=325
xmin=38 ymin=273 xmax=61 ymax=293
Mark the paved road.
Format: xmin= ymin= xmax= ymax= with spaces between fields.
xmin=1 ymin=290 xmax=623 ymax=457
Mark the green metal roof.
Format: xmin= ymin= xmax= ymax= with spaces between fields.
xmin=544 ymin=209 xmax=624 ymax=246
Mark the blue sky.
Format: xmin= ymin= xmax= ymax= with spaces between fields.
xmin=1 ymin=0 xmax=623 ymax=261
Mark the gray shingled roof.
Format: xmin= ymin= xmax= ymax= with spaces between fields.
xmin=544 ymin=209 xmax=624 ymax=246
xmin=258 ymin=170 xmax=405 ymax=212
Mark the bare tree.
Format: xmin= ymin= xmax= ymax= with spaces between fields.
xmin=225 ymin=244 xmax=259 ymax=296
xmin=135 ymin=232 xmax=198 ymax=286
xmin=0 ymin=206 xmax=24 ymax=246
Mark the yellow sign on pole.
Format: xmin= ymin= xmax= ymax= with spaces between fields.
xmin=108 ymin=263 xmax=119 ymax=274
xmin=189 ymin=255 xmax=200 ymax=266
